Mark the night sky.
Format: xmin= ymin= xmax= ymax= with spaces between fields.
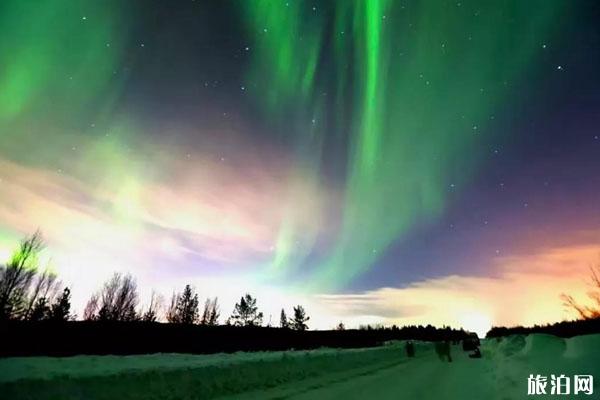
xmin=1 ymin=0 xmax=600 ymax=334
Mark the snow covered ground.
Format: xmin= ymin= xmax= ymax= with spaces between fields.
xmin=0 ymin=334 xmax=598 ymax=399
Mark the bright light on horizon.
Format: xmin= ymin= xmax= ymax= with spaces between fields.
xmin=459 ymin=311 xmax=493 ymax=338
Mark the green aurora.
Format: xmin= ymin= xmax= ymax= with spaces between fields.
xmin=0 ymin=0 xmax=570 ymax=292
xmin=244 ymin=1 xmax=566 ymax=289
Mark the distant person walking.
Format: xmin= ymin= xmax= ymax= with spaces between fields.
xmin=434 ymin=340 xmax=452 ymax=362
xmin=405 ymin=341 xmax=415 ymax=358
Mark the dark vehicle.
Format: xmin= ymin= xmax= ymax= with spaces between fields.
xmin=462 ymin=332 xmax=480 ymax=352
xmin=469 ymin=348 xmax=482 ymax=358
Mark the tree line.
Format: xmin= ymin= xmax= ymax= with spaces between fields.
xmin=8 ymin=231 xmax=598 ymax=336
xmin=486 ymin=317 xmax=600 ymax=338
xmin=0 ymin=232 xmax=310 ymax=330
xmin=82 ymin=275 xmax=310 ymax=330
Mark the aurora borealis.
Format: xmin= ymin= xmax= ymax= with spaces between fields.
xmin=1 ymin=0 xmax=600 ymax=332
xmin=245 ymin=0 xmax=565 ymax=288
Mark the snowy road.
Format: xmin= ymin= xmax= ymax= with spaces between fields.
xmin=290 ymin=353 xmax=492 ymax=400
xmin=225 ymin=347 xmax=496 ymax=400
xmin=225 ymin=334 xmax=600 ymax=400
xmin=3 ymin=334 xmax=598 ymax=399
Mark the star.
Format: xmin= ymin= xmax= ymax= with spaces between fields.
xmin=557 ymin=65 xmax=563 ymax=70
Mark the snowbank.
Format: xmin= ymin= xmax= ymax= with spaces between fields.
xmin=481 ymin=333 xmax=600 ymax=399
xmin=0 ymin=344 xmax=406 ymax=399
xmin=0 ymin=347 xmax=365 ymax=383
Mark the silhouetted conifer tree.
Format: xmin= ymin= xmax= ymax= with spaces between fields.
xmin=50 ymin=287 xmax=71 ymax=321
xmin=230 ymin=293 xmax=263 ymax=326
xmin=29 ymin=297 xmax=51 ymax=321
xmin=167 ymin=285 xmax=199 ymax=324
xmin=280 ymin=308 xmax=289 ymax=328
xmin=290 ymin=305 xmax=309 ymax=331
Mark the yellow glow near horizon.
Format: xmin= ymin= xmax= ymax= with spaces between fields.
xmin=458 ymin=311 xmax=493 ymax=338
